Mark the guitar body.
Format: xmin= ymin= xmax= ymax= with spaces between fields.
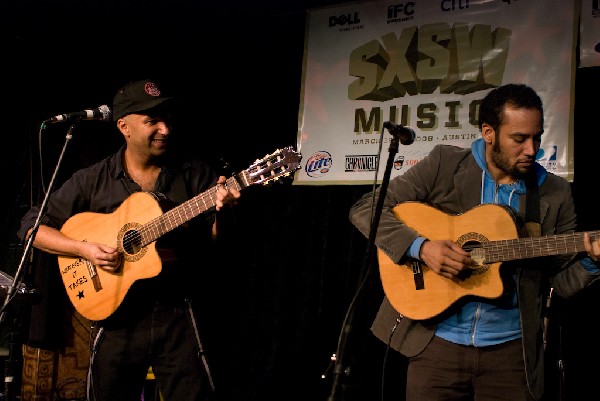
xmin=54 ymin=146 xmax=302 ymax=321
xmin=378 ymin=202 xmax=520 ymax=321
xmin=58 ymin=192 xmax=164 ymax=321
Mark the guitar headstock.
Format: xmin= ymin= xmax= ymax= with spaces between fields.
xmin=245 ymin=146 xmax=302 ymax=186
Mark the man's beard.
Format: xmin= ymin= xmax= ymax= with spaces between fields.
xmin=490 ymin=140 xmax=531 ymax=180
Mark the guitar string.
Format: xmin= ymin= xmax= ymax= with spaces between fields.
xmin=66 ymin=148 xmax=298 ymax=320
xmin=119 ymin=148 xmax=298 ymax=251
xmin=476 ymin=231 xmax=600 ymax=263
xmin=120 ymin=174 xmax=244 ymax=251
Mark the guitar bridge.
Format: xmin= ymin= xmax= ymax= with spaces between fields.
xmin=85 ymin=260 xmax=102 ymax=291
xmin=411 ymin=260 xmax=424 ymax=290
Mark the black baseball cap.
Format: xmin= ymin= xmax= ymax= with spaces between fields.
xmin=112 ymin=79 xmax=174 ymax=121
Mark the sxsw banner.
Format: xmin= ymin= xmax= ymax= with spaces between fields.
xmin=580 ymin=0 xmax=600 ymax=67
xmin=294 ymin=0 xmax=577 ymax=185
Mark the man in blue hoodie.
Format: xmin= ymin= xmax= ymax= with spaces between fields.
xmin=349 ymin=83 xmax=600 ymax=401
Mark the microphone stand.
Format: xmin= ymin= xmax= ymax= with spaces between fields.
xmin=0 ymin=122 xmax=77 ymax=401
xmin=327 ymin=129 xmax=404 ymax=401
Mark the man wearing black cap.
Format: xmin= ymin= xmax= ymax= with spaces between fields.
xmin=18 ymin=78 xmax=240 ymax=401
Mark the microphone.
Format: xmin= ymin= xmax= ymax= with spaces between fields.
xmin=43 ymin=105 xmax=112 ymax=124
xmin=383 ymin=121 xmax=416 ymax=145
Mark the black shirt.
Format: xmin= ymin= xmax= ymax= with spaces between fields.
xmin=18 ymin=145 xmax=220 ymax=322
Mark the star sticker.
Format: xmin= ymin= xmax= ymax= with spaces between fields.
xmin=76 ymin=291 xmax=84 ymax=299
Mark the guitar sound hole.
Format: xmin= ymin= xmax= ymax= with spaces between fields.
xmin=461 ymin=239 xmax=482 ymax=251
xmin=459 ymin=240 xmax=484 ymax=279
xmin=122 ymin=230 xmax=142 ymax=255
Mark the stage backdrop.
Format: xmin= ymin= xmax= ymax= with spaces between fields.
xmin=580 ymin=0 xmax=600 ymax=68
xmin=295 ymin=0 xmax=577 ymax=185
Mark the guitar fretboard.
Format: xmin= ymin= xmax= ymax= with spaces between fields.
xmin=128 ymin=145 xmax=301 ymax=248
xmin=481 ymin=231 xmax=600 ymax=263
xmin=138 ymin=172 xmax=247 ymax=247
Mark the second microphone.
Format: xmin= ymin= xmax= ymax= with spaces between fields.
xmin=383 ymin=121 xmax=415 ymax=145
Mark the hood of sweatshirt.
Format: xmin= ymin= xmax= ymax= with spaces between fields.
xmin=470 ymin=138 xmax=547 ymax=211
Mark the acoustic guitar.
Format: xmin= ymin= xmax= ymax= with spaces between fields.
xmin=378 ymin=202 xmax=599 ymax=321
xmin=57 ymin=147 xmax=301 ymax=321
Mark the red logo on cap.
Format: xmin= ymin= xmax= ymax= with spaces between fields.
xmin=144 ymin=82 xmax=161 ymax=97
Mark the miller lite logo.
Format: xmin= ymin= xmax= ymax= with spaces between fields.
xmin=305 ymin=151 xmax=333 ymax=178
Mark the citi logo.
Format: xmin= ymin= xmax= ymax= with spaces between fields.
xmin=441 ymin=0 xmax=469 ymax=11
xmin=329 ymin=12 xmax=361 ymax=27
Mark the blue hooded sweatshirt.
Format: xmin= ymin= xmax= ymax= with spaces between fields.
xmin=426 ymin=139 xmax=546 ymax=346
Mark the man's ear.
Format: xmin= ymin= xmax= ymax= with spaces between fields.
xmin=116 ymin=119 xmax=128 ymax=135
xmin=481 ymin=123 xmax=494 ymax=144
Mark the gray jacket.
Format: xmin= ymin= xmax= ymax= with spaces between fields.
xmin=349 ymin=144 xmax=600 ymax=400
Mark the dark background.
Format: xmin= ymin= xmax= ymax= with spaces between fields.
xmin=0 ymin=1 xmax=599 ymax=400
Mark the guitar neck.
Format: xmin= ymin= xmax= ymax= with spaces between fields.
xmin=138 ymin=172 xmax=248 ymax=247
xmin=118 ymin=146 xmax=301 ymax=248
xmin=481 ymin=230 xmax=600 ymax=263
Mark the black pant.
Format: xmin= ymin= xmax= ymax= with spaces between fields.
xmin=87 ymin=300 xmax=216 ymax=401
xmin=406 ymin=336 xmax=535 ymax=401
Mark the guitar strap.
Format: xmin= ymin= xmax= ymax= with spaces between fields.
xmin=526 ymin=174 xmax=558 ymax=352
xmin=524 ymin=173 xmax=541 ymax=238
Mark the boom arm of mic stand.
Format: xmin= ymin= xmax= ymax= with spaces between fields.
xmin=327 ymin=135 xmax=401 ymax=401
